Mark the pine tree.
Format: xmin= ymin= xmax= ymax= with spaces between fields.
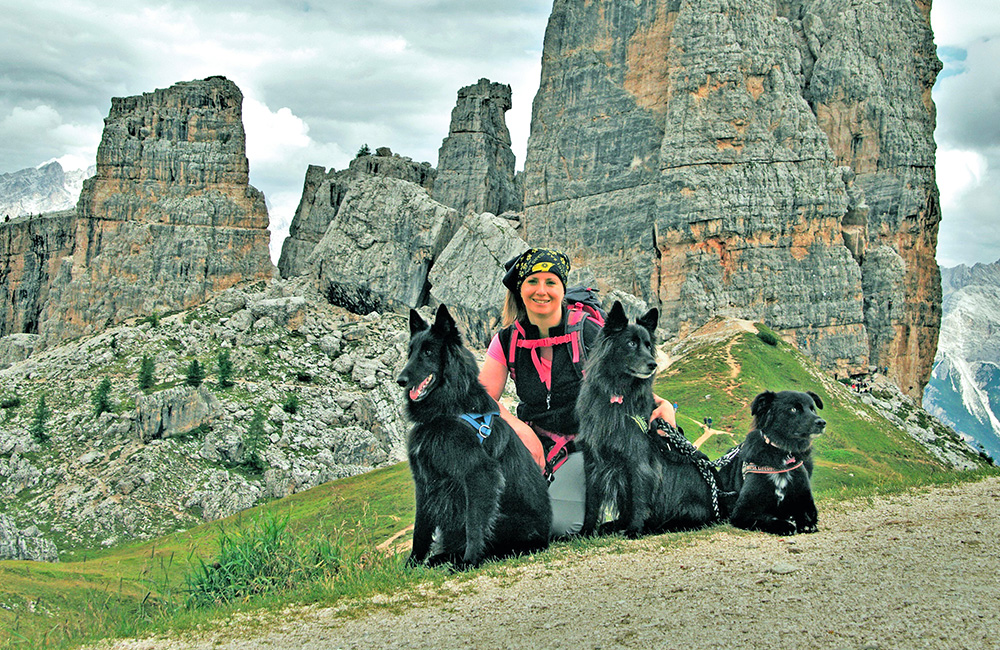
xmin=217 ymin=349 xmax=234 ymax=388
xmin=138 ymin=355 xmax=156 ymax=391
xmin=29 ymin=395 xmax=51 ymax=444
xmin=356 ymin=143 xmax=371 ymax=158
xmin=91 ymin=377 xmax=113 ymax=416
xmin=185 ymin=359 xmax=205 ymax=387
xmin=243 ymin=409 xmax=267 ymax=473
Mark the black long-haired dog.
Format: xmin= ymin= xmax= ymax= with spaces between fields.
xmin=396 ymin=305 xmax=551 ymax=568
xmin=576 ymin=301 xmax=720 ymax=537
xmin=716 ymin=390 xmax=825 ymax=535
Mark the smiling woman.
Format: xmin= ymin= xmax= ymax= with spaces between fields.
xmin=477 ymin=247 xmax=676 ymax=539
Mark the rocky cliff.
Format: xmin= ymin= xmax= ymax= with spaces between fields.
xmin=432 ymin=78 xmax=522 ymax=216
xmin=520 ymin=0 xmax=941 ymax=400
xmin=279 ymin=81 xmax=525 ymax=336
xmin=5 ymin=77 xmax=275 ymax=352
xmin=0 ymin=210 xmax=77 ymax=343
xmin=924 ymin=260 xmax=1000 ymax=460
xmin=277 ymin=148 xmax=435 ymax=279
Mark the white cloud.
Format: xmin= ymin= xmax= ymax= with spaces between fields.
xmin=937 ymin=148 xmax=987 ymax=210
xmin=243 ymin=98 xmax=312 ymax=164
xmin=931 ymin=0 xmax=1000 ymax=47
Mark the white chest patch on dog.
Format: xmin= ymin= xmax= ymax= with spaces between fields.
xmin=770 ymin=472 xmax=791 ymax=503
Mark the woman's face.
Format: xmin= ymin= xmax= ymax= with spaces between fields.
xmin=519 ymin=272 xmax=564 ymax=321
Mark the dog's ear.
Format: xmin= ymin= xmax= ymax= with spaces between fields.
xmin=807 ymin=391 xmax=823 ymax=410
xmin=637 ymin=308 xmax=658 ymax=335
xmin=409 ymin=309 xmax=429 ymax=336
xmin=432 ymin=304 xmax=461 ymax=342
xmin=604 ymin=301 xmax=627 ymax=333
xmin=751 ymin=391 xmax=776 ymax=418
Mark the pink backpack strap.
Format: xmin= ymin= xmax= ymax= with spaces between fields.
xmin=506 ymin=322 xmax=525 ymax=380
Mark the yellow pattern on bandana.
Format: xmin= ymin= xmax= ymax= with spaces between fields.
xmin=531 ymin=262 xmax=554 ymax=273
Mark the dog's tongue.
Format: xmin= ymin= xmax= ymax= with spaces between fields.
xmin=409 ymin=374 xmax=434 ymax=401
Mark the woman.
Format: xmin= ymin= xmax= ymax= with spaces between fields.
xmin=479 ymin=248 xmax=675 ymax=537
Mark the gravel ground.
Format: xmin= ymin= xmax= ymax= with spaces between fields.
xmin=96 ymin=476 xmax=1000 ymax=650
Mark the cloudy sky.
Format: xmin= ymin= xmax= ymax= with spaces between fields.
xmin=1 ymin=0 xmax=995 ymax=269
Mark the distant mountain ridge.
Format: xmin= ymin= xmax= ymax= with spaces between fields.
xmin=924 ymin=260 xmax=1000 ymax=460
xmin=0 ymin=161 xmax=95 ymax=218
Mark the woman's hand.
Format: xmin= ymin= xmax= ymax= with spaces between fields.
xmin=650 ymin=394 xmax=676 ymax=428
xmin=505 ymin=412 xmax=546 ymax=469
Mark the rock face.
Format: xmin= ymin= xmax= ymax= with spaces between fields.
xmin=0 ymin=513 xmax=58 ymax=562
xmin=277 ymin=148 xmax=436 ymax=279
xmin=28 ymin=77 xmax=274 ymax=349
xmin=428 ymin=212 xmax=528 ymax=346
xmin=924 ymin=261 xmax=1000 ymax=460
xmin=432 ymin=79 xmax=522 ymax=216
xmin=521 ymin=0 xmax=941 ymax=399
xmin=135 ymin=386 xmax=221 ymax=443
xmin=0 ymin=210 xmax=77 ymax=340
xmin=309 ymin=175 xmax=460 ymax=315
xmin=0 ymin=278 xmax=410 ymax=554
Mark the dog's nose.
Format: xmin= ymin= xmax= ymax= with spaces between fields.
xmin=396 ymin=374 xmax=407 ymax=387
xmin=816 ymin=418 xmax=826 ymax=429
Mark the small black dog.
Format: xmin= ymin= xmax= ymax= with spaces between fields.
xmin=576 ymin=301 xmax=719 ymax=537
xmin=397 ymin=305 xmax=551 ymax=568
xmin=717 ymin=390 xmax=825 ymax=535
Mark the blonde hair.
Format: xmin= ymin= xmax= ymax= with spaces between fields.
xmin=501 ymin=291 xmax=526 ymax=328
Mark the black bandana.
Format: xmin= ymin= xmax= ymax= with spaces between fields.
xmin=502 ymin=248 xmax=571 ymax=292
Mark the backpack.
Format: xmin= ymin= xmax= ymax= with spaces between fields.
xmin=504 ymin=285 xmax=605 ymax=381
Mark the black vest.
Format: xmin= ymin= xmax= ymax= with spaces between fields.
xmin=497 ymin=308 xmax=600 ymax=436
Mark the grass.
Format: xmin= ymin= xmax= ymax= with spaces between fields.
xmin=2 ymin=323 xmax=997 ymax=649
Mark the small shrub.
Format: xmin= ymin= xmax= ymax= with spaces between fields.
xmin=355 ymin=143 xmax=371 ymax=158
xmin=185 ymin=359 xmax=205 ymax=387
xmin=91 ymin=377 xmax=113 ymax=417
xmin=29 ymin=395 xmax=51 ymax=444
xmin=217 ymin=350 xmax=235 ymax=388
xmin=282 ymin=393 xmax=299 ymax=415
xmin=141 ymin=312 xmax=161 ymax=328
xmin=295 ymin=370 xmax=313 ymax=383
xmin=0 ymin=394 xmax=21 ymax=410
xmin=757 ymin=330 xmax=778 ymax=346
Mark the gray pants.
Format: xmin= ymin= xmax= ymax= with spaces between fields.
xmin=548 ymin=451 xmax=586 ymax=538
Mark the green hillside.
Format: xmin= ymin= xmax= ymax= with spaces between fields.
xmin=1 ymin=321 xmax=994 ymax=649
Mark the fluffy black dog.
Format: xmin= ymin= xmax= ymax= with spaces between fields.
xmin=396 ymin=305 xmax=551 ymax=568
xmin=716 ymin=390 xmax=825 ymax=535
xmin=576 ymin=301 xmax=720 ymax=537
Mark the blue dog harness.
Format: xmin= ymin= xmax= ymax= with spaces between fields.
xmin=458 ymin=411 xmax=500 ymax=444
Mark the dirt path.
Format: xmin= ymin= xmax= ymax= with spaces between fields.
xmin=97 ymin=476 xmax=1000 ymax=650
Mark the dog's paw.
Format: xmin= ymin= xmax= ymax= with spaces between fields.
xmin=762 ymin=517 xmax=798 ymax=536
xmin=797 ymin=521 xmax=819 ymax=534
